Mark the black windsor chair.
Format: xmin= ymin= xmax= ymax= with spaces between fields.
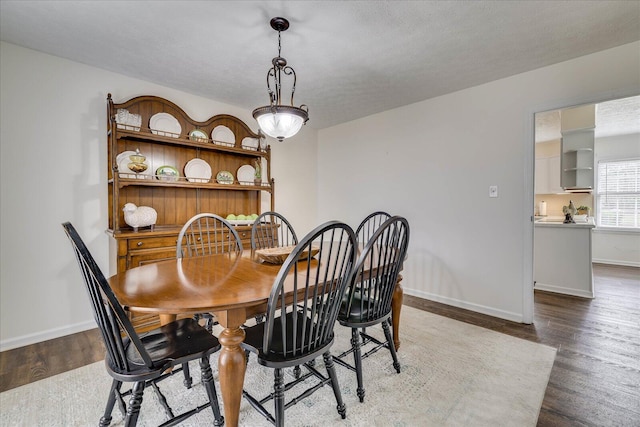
xmin=176 ymin=213 xmax=243 ymax=330
xmin=335 ymin=216 xmax=410 ymax=403
xmin=251 ymin=211 xmax=298 ymax=250
xmin=355 ymin=211 xmax=392 ymax=244
xmin=175 ymin=213 xmax=243 ymax=387
xmin=241 ymin=221 xmax=358 ymax=427
xmin=62 ymin=222 xmax=224 ymax=427
xmin=177 ymin=213 xmax=243 ymax=258
xmin=250 ymin=211 xmax=299 ymax=326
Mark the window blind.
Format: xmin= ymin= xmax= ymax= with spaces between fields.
xmin=596 ymin=159 xmax=640 ymax=228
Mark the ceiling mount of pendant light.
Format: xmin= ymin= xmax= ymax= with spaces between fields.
xmin=252 ymin=17 xmax=309 ymax=142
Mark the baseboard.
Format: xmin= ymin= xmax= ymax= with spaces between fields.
xmin=403 ymin=289 xmax=525 ymax=323
xmin=592 ymin=258 xmax=640 ymax=268
xmin=0 ymin=320 xmax=95 ymax=352
xmin=534 ymin=282 xmax=594 ymax=299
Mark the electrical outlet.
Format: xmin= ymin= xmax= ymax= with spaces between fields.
xmin=489 ymin=185 xmax=498 ymax=198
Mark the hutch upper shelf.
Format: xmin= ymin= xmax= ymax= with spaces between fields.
xmin=107 ymin=94 xmax=274 ymax=238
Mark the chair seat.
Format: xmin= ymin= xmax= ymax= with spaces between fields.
xmin=107 ymin=318 xmax=220 ymax=380
xmin=243 ymin=310 xmax=333 ymax=366
xmin=338 ymin=293 xmax=392 ymax=326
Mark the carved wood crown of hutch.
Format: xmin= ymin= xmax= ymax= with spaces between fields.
xmin=106 ymin=94 xmax=275 ymax=273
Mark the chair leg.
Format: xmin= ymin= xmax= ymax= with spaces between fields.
xmin=274 ymin=368 xmax=285 ymax=427
xmin=193 ymin=313 xmax=202 ymax=325
xmin=382 ymin=319 xmax=401 ymax=373
xmin=204 ymin=314 xmax=215 ymax=333
xmin=99 ymin=380 xmax=122 ymax=427
xmin=182 ymin=362 xmax=193 ymax=389
xmin=323 ymin=351 xmax=347 ymax=419
xmin=200 ymin=355 xmax=225 ymax=427
xmin=124 ymin=381 xmax=145 ymax=427
xmin=351 ymin=328 xmax=365 ymax=402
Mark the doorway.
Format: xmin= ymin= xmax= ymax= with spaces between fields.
xmin=531 ymin=95 xmax=640 ymax=306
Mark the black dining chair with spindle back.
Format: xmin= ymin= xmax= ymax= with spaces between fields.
xmin=176 ymin=212 xmax=243 ymax=385
xmin=355 ymin=211 xmax=391 ymax=245
xmin=335 ymin=216 xmax=410 ymax=403
xmin=250 ymin=211 xmax=299 ymax=326
xmin=62 ymin=222 xmax=224 ymax=427
xmin=250 ymin=211 xmax=298 ymax=250
xmin=177 ymin=213 xmax=243 ymax=258
xmin=176 ymin=213 xmax=243 ymax=330
xmin=241 ymin=220 xmax=358 ymax=427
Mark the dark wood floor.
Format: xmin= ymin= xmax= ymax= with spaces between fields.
xmin=1 ymin=263 xmax=638 ymax=426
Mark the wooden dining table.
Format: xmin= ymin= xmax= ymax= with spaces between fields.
xmin=108 ymin=249 xmax=404 ymax=427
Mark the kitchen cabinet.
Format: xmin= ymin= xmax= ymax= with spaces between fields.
xmin=561 ymin=131 xmax=594 ymax=189
xmin=534 ymin=218 xmax=595 ymax=298
xmin=535 ymin=155 xmax=563 ymax=194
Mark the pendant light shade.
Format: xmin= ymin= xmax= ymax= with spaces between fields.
xmin=253 ymin=105 xmax=307 ymax=141
xmin=253 ymin=17 xmax=308 ymax=142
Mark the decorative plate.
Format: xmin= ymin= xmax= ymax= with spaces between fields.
xmin=150 ymin=113 xmax=181 ymax=138
xmin=216 ymin=170 xmax=234 ymax=184
xmin=241 ymin=137 xmax=259 ymax=151
xmin=189 ymin=129 xmax=209 ymax=143
xmin=236 ymin=164 xmax=256 ymax=186
xmin=211 ymin=125 xmax=235 ymax=146
xmin=184 ymin=158 xmax=212 ymax=183
xmin=155 ymin=165 xmax=180 ymax=182
xmin=116 ymin=150 xmax=151 ymax=179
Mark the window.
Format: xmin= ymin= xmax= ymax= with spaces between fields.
xmin=596 ymin=158 xmax=640 ymax=229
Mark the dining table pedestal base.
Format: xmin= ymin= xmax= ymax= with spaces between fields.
xmin=215 ymin=309 xmax=248 ymax=427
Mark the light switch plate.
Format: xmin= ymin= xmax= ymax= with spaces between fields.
xmin=489 ymin=185 xmax=498 ymax=198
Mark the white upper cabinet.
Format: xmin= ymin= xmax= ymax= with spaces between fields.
xmin=535 ymin=155 xmax=563 ymax=194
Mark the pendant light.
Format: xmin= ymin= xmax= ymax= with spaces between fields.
xmin=253 ymin=17 xmax=309 ymax=142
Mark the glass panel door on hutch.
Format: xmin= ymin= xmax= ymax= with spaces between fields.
xmin=107 ymin=94 xmax=274 ymax=275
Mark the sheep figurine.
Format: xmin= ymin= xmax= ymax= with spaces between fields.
xmin=123 ymin=203 xmax=157 ymax=231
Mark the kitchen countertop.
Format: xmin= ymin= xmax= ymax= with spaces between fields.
xmin=534 ymin=216 xmax=595 ymax=228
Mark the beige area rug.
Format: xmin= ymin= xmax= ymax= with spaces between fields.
xmin=0 ymin=306 xmax=555 ymax=426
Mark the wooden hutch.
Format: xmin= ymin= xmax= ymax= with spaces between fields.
xmin=107 ymin=94 xmax=274 ymax=274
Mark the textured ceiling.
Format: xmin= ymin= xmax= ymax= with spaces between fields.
xmin=535 ymin=95 xmax=640 ymax=143
xmin=1 ymin=1 xmax=639 ymax=129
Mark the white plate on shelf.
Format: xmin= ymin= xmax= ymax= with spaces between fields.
xmin=241 ymin=137 xmax=259 ymax=151
xmin=184 ymin=158 xmax=212 ymax=183
xmin=150 ymin=113 xmax=181 ymax=138
xmin=236 ymin=164 xmax=255 ymax=185
xmin=211 ymin=125 xmax=235 ymax=146
xmin=216 ymin=170 xmax=234 ymax=184
xmin=116 ymin=150 xmax=152 ymax=179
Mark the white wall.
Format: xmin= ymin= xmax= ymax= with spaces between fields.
xmin=592 ymin=132 xmax=640 ymax=267
xmin=0 ymin=41 xmax=318 ymax=350
xmin=317 ymin=41 xmax=640 ymax=322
